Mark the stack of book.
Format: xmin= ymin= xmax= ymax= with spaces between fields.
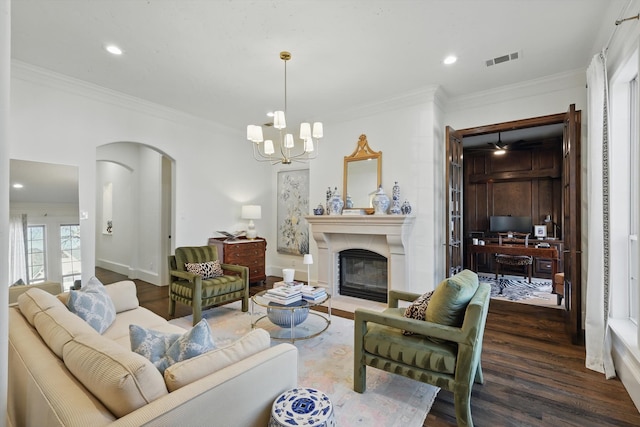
xmin=264 ymin=281 xmax=303 ymax=305
xmin=301 ymin=285 xmax=327 ymax=302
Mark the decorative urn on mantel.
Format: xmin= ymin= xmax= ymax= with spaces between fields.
xmin=372 ymin=185 xmax=390 ymax=215
xmin=328 ymin=187 xmax=344 ymax=215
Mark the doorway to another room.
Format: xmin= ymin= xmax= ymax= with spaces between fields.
xmin=446 ymin=106 xmax=582 ymax=341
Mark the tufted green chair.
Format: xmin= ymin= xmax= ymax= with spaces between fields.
xmin=168 ymin=246 xmax=249 ymax=326
xmin=354 ymin=270 xmax=490 ymax=427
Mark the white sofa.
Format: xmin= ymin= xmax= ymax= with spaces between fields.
xmin=7 ymin=280 xmax=298 ymax=427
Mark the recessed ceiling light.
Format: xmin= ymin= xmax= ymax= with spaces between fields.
xmin=105 ymin=45 xmax=123 ymax=55
xmin=12 ymin=183 xmax=23 ymax=189
xmin=443 ymin=55 xmax=457 ymax=65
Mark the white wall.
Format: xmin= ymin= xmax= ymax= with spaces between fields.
xmin=10 ymin=62 xmax=273 ymax=285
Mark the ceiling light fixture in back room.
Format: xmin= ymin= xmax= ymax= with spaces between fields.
xmin=246 ymin=51 xmax=323 ymax=165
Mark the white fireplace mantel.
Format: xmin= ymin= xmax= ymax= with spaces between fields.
xmin=305 ymin=215 xmax=415 ymax=296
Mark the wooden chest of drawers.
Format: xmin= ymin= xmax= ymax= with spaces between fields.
xmin=208 ymin=237 xmax=266 ymax=284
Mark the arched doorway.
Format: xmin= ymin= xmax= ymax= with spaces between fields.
xmin=96 ymin=142 xmax=174 ymax=286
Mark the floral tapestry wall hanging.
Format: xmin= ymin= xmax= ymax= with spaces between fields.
xmin=277 ymin=169 xmax=309 ymax=255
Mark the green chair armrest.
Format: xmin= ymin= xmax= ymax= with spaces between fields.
xmin=354 ymin=307 xmax=466 ymax=343
xmin=220 ymin=263 xmax=248 ymax=276
xmin=169 ymin=269 xmax=199 ymax=282
xmin=388 ymin=290 xmax=423 ymax=308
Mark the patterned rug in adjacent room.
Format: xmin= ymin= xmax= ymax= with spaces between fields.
xmin=170 ymin=301 xmax=439 ymax=427
xmin=478 ymin=274 xmax=553 ymax=301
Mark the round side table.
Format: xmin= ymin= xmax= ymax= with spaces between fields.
xmin=269 ymin=387 xmax=336 ymax=427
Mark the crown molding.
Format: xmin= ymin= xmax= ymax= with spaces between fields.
xmin=11 ymin=60 xmax=238 ymax=135
xmin=325 ymin=84 xmax=443 ymax=123
xmin=445 ymin=68 xmax=586 ymax=112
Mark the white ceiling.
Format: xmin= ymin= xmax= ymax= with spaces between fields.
xmin=10 ymin=160 xmax=79 ymax=204
xmin=7 ymin=1 xmax=627 ymax=201
xmin=10 ymin=0 xmax=623 ymax=132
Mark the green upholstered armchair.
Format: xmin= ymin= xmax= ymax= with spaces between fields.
xmin=168 ymin=246 xmax=249 ymax=326
xmin=354 ymin=271 xmax=490 ymax=427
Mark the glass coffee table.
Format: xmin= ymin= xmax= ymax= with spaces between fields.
xmin=251 ymin=290 xmax=331 ymax=342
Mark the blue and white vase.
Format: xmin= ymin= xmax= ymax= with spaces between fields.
xmin=325 ymin=187 xmax=332 ymax=215
xmin=401 ymin=200 xmax=412 ymax=215
xmin=390 ymin=181 xmax=402 ymax=214
xmin=328 ymin=188 xmax=344 ymax=215
xmin=346 ymin=193 xmax=354 ymax=209
xmin=372 ymin=185 xmax=390 ymax=215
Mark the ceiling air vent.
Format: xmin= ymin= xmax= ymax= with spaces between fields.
xmin=485 ymin=51 xmax=521 ymax=67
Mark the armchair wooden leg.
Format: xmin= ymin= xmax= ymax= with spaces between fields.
xmin=474 ymin=360 xmax=484 ymax=385
xmin=168 ymin=298 xmax=176 ymax=316
xmin=353 ymin=314 xmax=367 ymax=393
xmin=192 ymin=305 xmax=202 ymax=326
xmin=454 ymin=387 xmax=474 ymax=427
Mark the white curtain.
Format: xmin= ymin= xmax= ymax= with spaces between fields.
xmin=585 ymin=51 xmax=615 ymax=378
xmin=8 ymin=214 xmax=27 ymax=285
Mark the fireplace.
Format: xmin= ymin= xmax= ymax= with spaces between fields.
xmin=305 ymin=215 xmax=415 ymax=299
xmin=339 ymin=249 xmax=388 ymax=303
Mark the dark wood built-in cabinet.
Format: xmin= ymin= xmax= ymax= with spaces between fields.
xmin=208 ymin=237 xmax=266 ymax=284
xmin=463 ymin=138 xmax=564 ymax=278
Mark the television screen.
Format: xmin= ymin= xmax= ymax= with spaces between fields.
xmin=489 ymin=216 xmax=532 ymax=234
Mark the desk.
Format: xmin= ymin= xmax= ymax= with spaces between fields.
xmin=468 ymin=243 xmax=559 ymax=279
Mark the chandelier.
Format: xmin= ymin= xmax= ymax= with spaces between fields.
xmin=246 ymin=51 xmax=323 ymax=164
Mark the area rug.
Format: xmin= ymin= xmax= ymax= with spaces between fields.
xmin=170 ymin=301 xmax=439 ymax=427
xmin=478 ymin=273 xmax=552 ymax=301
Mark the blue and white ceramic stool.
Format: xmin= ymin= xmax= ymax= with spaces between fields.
xmin=268 ymin=387 xmax=336 ymax=427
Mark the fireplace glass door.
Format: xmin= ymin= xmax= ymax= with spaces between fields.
xmin=339 ymin=249 xmax=387 ymax=303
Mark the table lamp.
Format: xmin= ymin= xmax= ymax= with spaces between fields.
xmin=242 ymin=205 xmax=261 ymax=239
xmin=303 ymin=254 xmax=313 ymax=286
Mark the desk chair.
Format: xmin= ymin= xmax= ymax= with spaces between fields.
xmin=494 ymin=232 xmax=532 ymax=283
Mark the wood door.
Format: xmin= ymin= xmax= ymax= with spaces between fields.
xmin=562 ymin=104 xmax=583 ymax=344
xmin=446 ymin=126 xmax=464 ymax=277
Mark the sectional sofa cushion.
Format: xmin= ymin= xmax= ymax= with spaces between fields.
xmin=63 ymin=332 xmax=168 ymax=418
xmin=67 ymin=277 xmax=116 ymax=333
xmin=17 ymin=286 xmax=63 ymax=325
xmin=164 ymin=328 xmax=271 ymax=392
xmin=33 ymin=303 xmax=97 ymax=358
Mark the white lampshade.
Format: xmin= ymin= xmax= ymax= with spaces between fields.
xmin=247 ymin=125 xmax=263 ymax=143
xmin=303 ymin=254 xmax=313 ymax=265
xmin=312 ymin=122 xmax=323 ymax=139
xmin=264 ymin=140 xmax=275 ymax=155
xmin=273 ymin=111 xmax=286 ymax=129
xmin=242 ymin=205 xmax=262 ymax=220
xmin=304 ymin=138 xmax=314 ymax=153
xmin=299 ymin=122 xmax=311 ymax=140
xmin=284 ymin=133 xmax=294 ymax=148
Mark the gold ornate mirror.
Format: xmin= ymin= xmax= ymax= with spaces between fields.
xmin=343 ymin=134 xmax=382 ymax=214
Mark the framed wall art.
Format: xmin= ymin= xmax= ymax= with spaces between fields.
xmin=277 ymin=169 xmax=309 ymax=255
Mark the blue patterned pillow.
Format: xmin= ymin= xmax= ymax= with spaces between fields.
xmin=130 ymin=319 xmax=216 ymax=374
xmin=67 ymin=276 xmax=116 ymax=334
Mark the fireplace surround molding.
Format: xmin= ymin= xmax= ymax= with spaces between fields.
xmin=305 ymin=215 xmax=415 ymax=297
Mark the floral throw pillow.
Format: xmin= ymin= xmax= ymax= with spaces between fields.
xmin=67 ymin=276 xmax=116 ymax=334
xmin=185 ymin=260 xmax=224 ymax=279
xmin=402 ymin=290 xmax=434 ymax=336
xmin=130 ymin=319 xmax=216 ymax=374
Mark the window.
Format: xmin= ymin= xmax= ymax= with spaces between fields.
xmin=27 ymin=225 xmax=46 ymax=283
xmin=630 ymin=75 xmax=639 ymax=325
xmin=60 ymin=224 xmax=81 ymax=290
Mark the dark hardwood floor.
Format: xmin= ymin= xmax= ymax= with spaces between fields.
xmin=96 ymin=268 xmax=640 ymax=427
